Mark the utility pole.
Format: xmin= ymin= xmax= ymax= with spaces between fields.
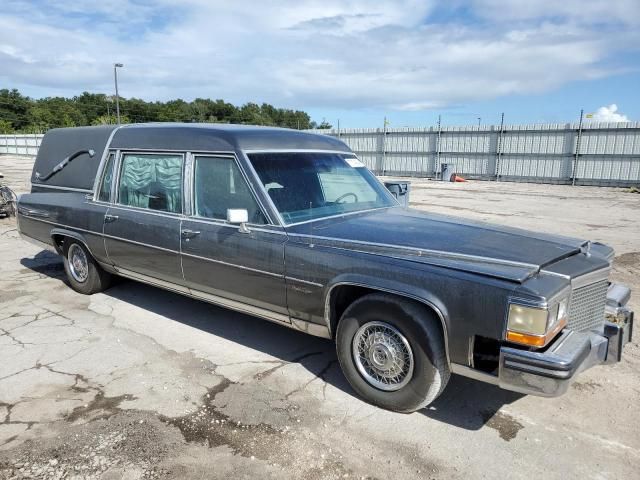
xmin=572 ymin=109 xmax=584 ymax=186
xmin=496 ymin=112 xmax=504 ymax=181
xmin=114 ymin=63 xmax=124 ymax=125
xmin=436 ymin=115 xmax=442 ymax=179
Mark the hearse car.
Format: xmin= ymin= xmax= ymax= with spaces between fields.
xmin=17 ymin=124 xmax=634 ymax=412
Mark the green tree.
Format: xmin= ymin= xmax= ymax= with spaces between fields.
xmin=0 ymin=119 xmax=14 ymax=133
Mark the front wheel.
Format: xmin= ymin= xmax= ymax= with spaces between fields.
xmin=336 ymin=293 xmax=450 ymax=413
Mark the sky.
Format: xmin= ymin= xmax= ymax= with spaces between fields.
xmin=0 ymin=0 xmax=638 ymax=128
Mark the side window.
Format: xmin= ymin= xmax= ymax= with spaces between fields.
xmin=97 ymin=153 xmax=115 ymax=202
xmin=194 ymin=156 xmax=266 ymax=224
xmin=118 ymin=153 xmax=184 ymax=213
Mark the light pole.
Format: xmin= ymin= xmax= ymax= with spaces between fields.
xmin=113 ymin=63 xmax=123 ymax=124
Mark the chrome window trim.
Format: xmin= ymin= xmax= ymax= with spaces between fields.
xmin=91 ymin=126 xmax=123 ymax=198
xmin=182 ymin=216 xmax=285 ymax=233
xmin=115 ymin=151 xmax=187 ymax=215
xmin=95 ymin=151 xmax=116 ymax=203
xmin=243 ymin=149 xmax=355 ymax=155
xmin=239 ymin=149 xmax=286 ymax=226
xmin=189 ymin=153 xmax=274 ymax=225
xmin=107 ymin=203 xmax=185 ymax=219
xmin=109 ymin=147 xmax=236 ymax=154
xmin=324 ymin=281 xmax=451 ymax=365
xmin=32 ymin=184 xmax=93 ymax=193
xmin=284 ymin=206 xmax=396 ymax=228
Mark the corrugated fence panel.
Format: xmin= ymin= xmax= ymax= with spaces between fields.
xmin=0 ymin=134 xmax=43 ymax=155
xmin=310 ymin=122 xmax=640 ymax=186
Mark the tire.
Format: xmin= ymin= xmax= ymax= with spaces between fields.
xmin=336 ymin=293 xmax=450 ymax=413
xmin=62 ymin=238 xmax=112 ymax=294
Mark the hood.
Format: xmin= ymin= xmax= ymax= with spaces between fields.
xmin=288 ymin=208 xmax=587 ymax=282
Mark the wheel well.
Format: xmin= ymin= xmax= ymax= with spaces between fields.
xmin=329 ymin=285 xmax=447 ymax=353
xmin=51 ymin=234 xmax=66 ymax=254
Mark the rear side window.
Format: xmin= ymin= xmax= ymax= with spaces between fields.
xmin=194 ymin=155 xmax=266 ymax=224
xmin=118 ymin=153 xmax=184 ymax=214
xmin=97 ymin=153 xmax=115 ymax=202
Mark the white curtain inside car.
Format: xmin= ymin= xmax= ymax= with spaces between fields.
xmin=119 ymin=154 xmax=183 ymax=213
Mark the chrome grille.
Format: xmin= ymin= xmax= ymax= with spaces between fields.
xmin=568 ymin=279 xmax=608 ymax=333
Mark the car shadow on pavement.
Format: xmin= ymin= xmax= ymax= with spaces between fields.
xmin=421 ymin=375 xmax=524 ymax=430
xmin=22 ymin=251 xmax=524 ymax=430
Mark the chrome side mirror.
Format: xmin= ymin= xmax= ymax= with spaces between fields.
xmin=227 ymin=208 xmax=250 ymax=233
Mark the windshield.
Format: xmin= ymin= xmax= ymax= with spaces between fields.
xmin=248 ymin=152 xmax=396 ymax=224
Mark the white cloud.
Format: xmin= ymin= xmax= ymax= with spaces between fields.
xmin=0 ymin=1 xmax=637 ymax=111
xmin=589 ymin=104 xmax=630 ymax=122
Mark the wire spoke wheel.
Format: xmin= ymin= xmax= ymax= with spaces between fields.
xmin=68 ymin=244 xmax=89 ymax=283
xmin=352 ymin=321 xmax=414 ymax=391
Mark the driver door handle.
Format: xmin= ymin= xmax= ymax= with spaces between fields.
xmin=104 ymin=214 xmax=119 ymax=223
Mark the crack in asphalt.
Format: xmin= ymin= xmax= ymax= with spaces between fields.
xmin=252 ymin=351 xmax=324 ymax=381
xmin=285 ymin=359 xmax=338 ymax=400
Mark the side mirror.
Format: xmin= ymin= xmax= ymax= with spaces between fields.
xmin=227 ymin=208 xmax=250 ymax=233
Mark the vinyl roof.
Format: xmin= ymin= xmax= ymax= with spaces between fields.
xmin=109 ymin=123 xmax=350 ymax=152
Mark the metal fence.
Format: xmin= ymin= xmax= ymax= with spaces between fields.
xmin=3 ymin=122 xmax=640 ymax=186
xmin=0 ymin=134 xmax=43 ymax=156
xmin=311 ymin=121 xmax=640 ymax=186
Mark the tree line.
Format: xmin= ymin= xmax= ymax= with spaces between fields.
xmin=0 ymin=88 xmax=332 ymax=133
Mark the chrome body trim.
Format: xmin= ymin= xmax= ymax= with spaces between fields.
xmin=288 ymin=232 xmax=539 ymax=270
xmin=285 ymin=277 xmax=323 ymax=288
xmin=113 ymin=267 xmax=331 ymax=338
xmin=181 ymin=251 xmax=283 ymax=278
xmin=31 ymin=184 xmax=93 ymax=193
xmin=21 ymin=216 xmax=285 ymax=276
xmin=324 ymin=281 xmax=451 ymax=365
xmin=451 ymin=364 xmax=499 ymax=385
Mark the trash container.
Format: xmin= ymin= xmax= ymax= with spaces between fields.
xmin=383 ymin=181 xmax=411 ymax=207
xmin=441 ymin=163 xmax=455 ymax=182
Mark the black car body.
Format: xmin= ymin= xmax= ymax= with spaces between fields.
xmin=16 ymin=124 xmax=634 ymax=412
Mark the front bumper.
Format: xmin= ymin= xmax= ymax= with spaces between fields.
xmin=498 ymin=287 xmax=633 ymax=397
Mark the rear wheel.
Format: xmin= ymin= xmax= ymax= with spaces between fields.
xmin=63 ymin=239 xmax=112 ymax=294
xmin=336 ymin=293 xmax=449 ymax=413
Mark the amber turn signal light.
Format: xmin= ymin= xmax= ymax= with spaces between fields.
xmin=506 ymin=318 xmax=567 ymax=347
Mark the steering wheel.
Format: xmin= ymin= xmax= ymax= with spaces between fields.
xmin=335 ymin=192 xmax=358 ymax=204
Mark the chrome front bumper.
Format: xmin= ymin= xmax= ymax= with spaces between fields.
xmin=498 ymin=284 xmax=634 ymax=397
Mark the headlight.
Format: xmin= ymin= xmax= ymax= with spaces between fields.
xmin=506 ymin=299 xmax=568 ymax=347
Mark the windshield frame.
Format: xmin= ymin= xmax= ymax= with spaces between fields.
xmin=243 ymin=149 xmax=398 ymax=227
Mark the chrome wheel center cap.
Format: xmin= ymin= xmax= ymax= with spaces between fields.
xmin=369 ymin=343 xmax=395 ymax=370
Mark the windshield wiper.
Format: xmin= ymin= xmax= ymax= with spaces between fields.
xmin=35 ymin=149 xmax=95 ymax=182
